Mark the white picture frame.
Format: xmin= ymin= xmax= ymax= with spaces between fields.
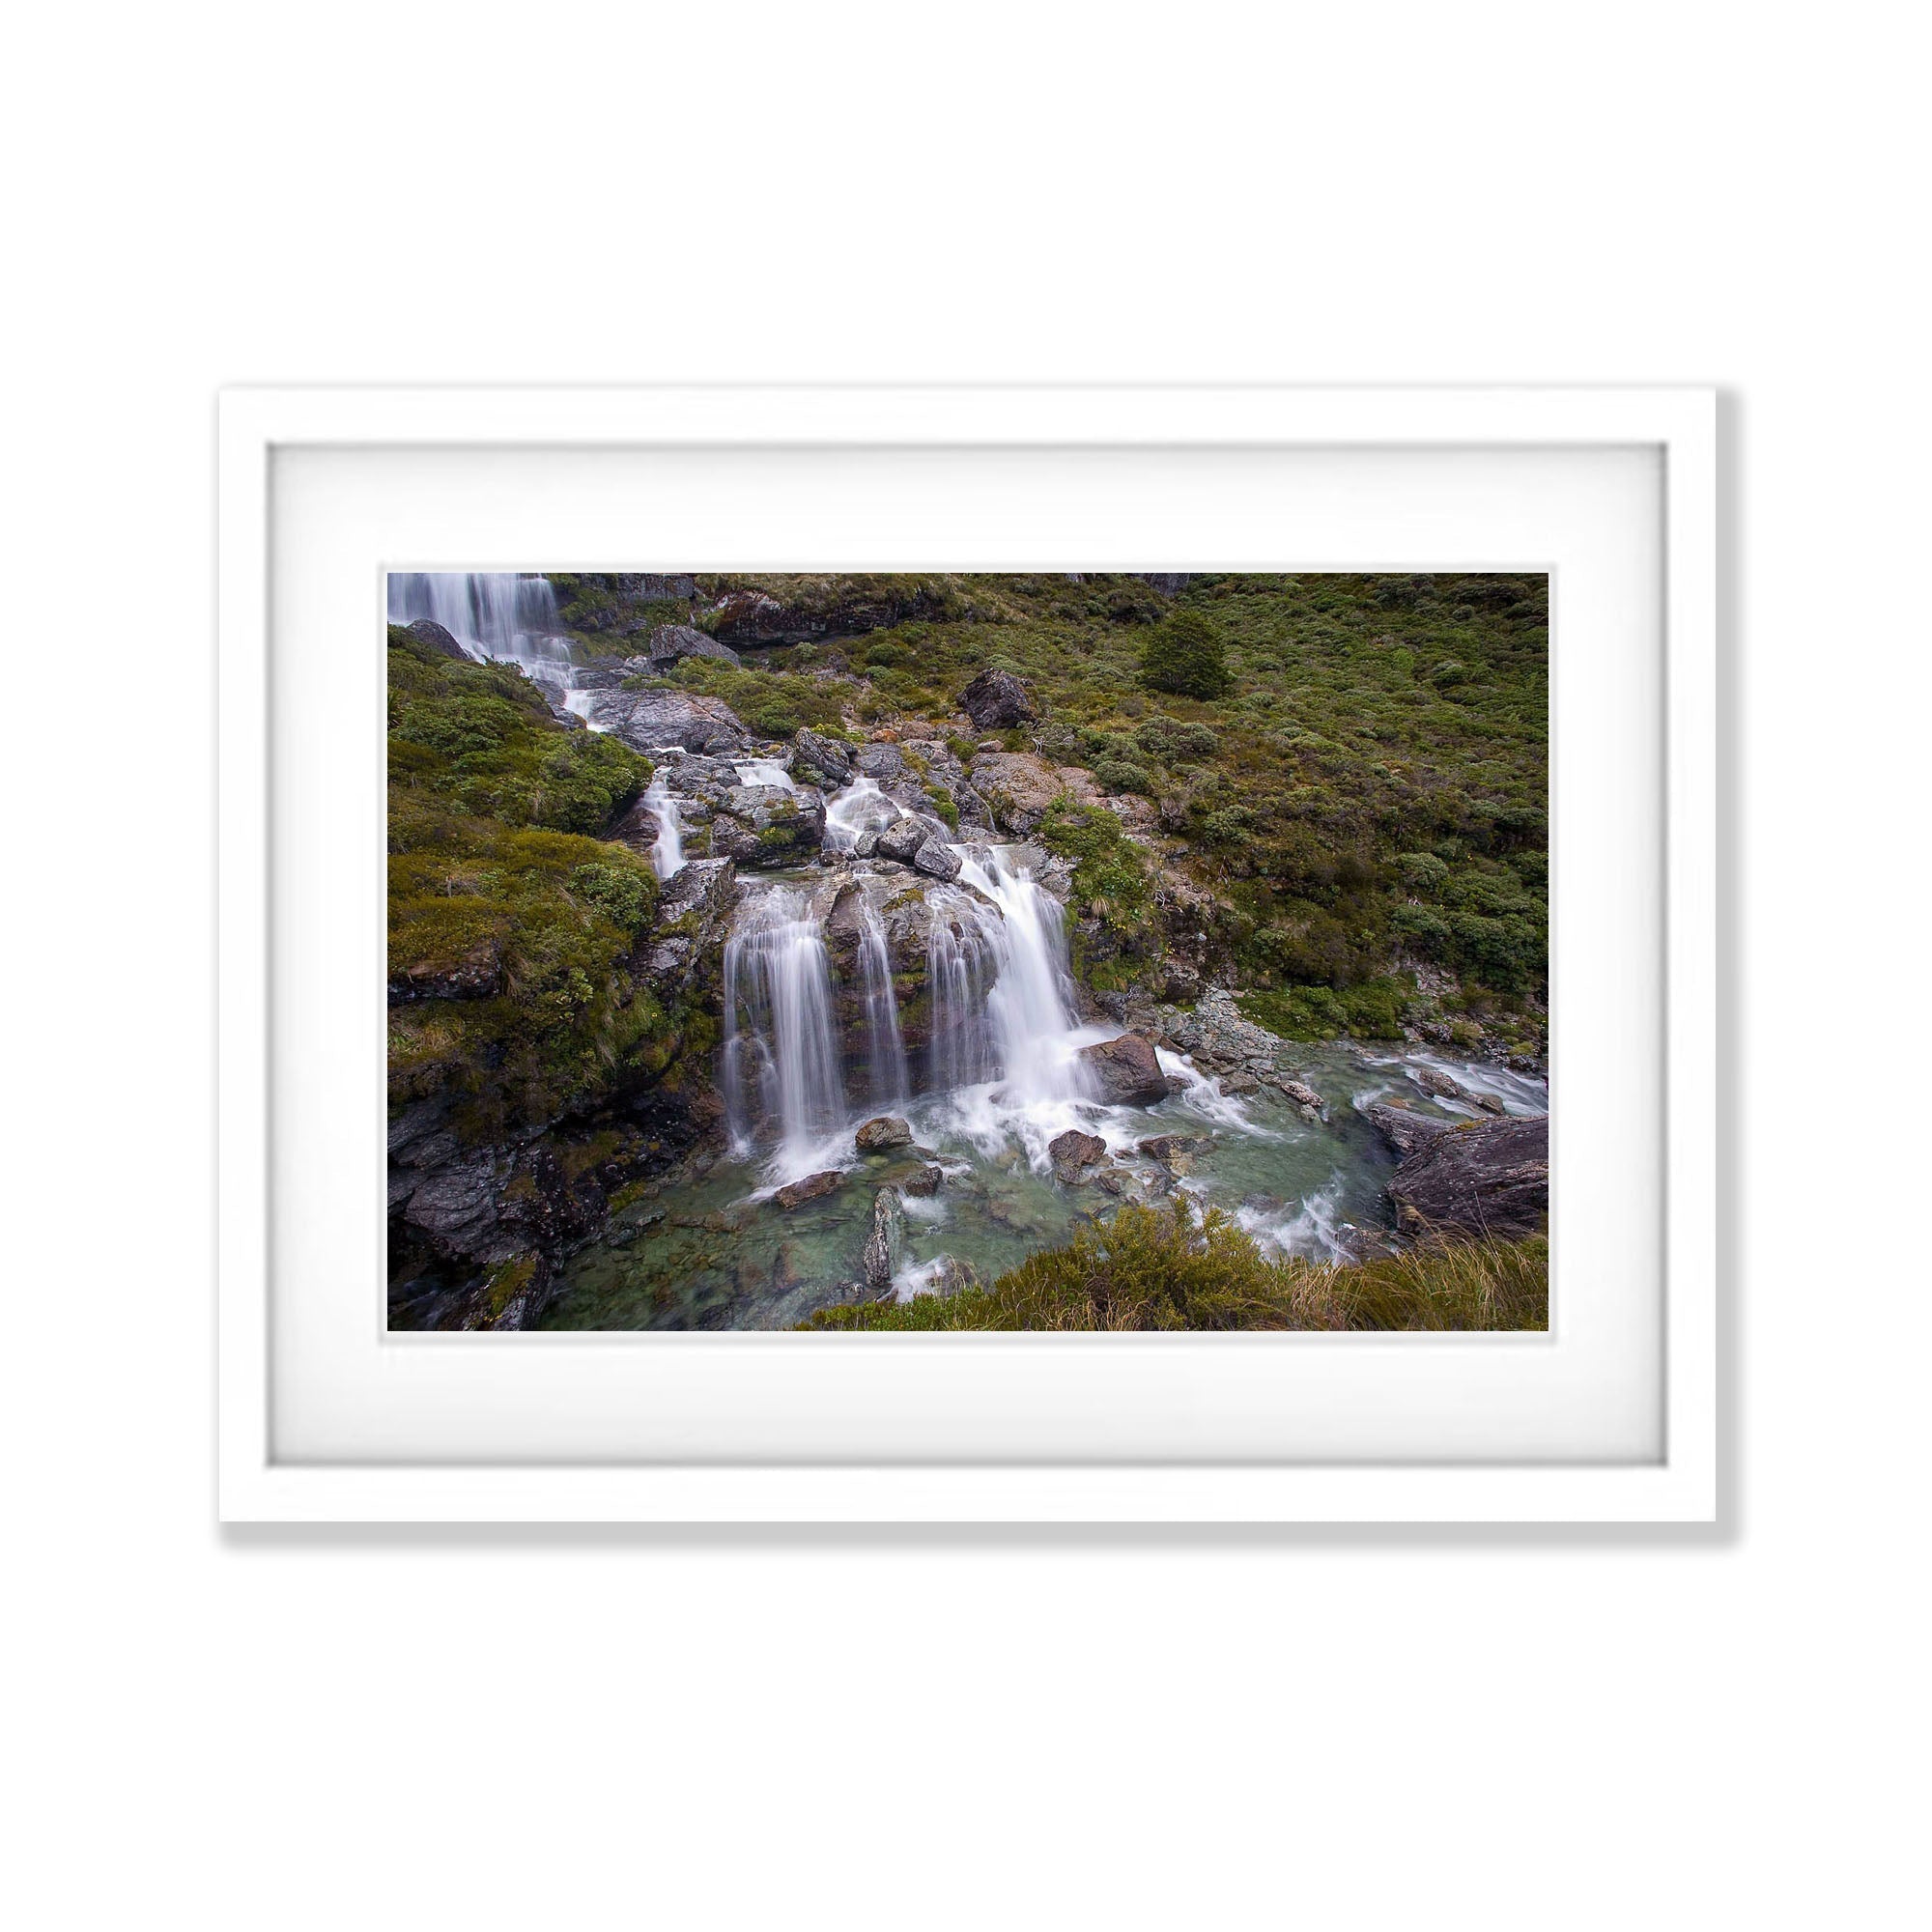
xmin=218 ymin=384 xmax=1716 ymax=1523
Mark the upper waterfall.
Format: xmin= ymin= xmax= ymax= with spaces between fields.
xmin=387 ymin=572 xmax=575 ymax=685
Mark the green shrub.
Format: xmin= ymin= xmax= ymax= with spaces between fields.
xmin=1140 ymin=610 xmax=1233 ymax=700
xmin=1136 ymin=715 xmax=1218 ymax=763
xmin=1091 ymin=757 xmax=1153 ymax=796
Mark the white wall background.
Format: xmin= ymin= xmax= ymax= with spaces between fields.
xmin=4 ymin=4 xmax=1924 ymax=1927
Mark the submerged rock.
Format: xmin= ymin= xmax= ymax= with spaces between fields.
xmin=958 ymin=667 xmax=1037 ymax=730
xmin=1363 ymin=1104 xmax=1455 ymax=1161
xmin=774 ymin=1170 xmax=845 ymax=1210
xmin=1136 ymin=1133 xmax=1205 ymax=1176
xmin=863 ymin=1187 xmax=906 ymax=1293
xmin=1077 ymin=1032 xmax=1172 ymax=1105
xmin=1412 ymin=1065 xmax=1502 ymax=1113
xmin=855 ymin=1115 xmax=913 ymax=1151
xmin=1048 ymin=1128 xmax=1109 ymax=1185
xmin=903 ymin=1163 xmax=944 ymax=1197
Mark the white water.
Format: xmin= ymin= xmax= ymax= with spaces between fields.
xmin=823 ymin=775 xmax=900 ymax=853
xmin=856 ymin=898 xmax=909 ymax=1107
xmin=387 ymin=571 xmax=579 ymax=692
xmin=722 ymin=888 xmax=848 ymax=1175
xmin=734 ymin=758 xmax=797 ymax=792
xmin=642 ymin=774 xmax=686 ymax=879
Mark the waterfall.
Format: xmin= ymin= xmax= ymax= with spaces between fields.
xmin=925 ymin=889 xmax=1005 ymax=1092
xmin=387 ymin=571 xmax=580 ymax=701
xmin=823 ymin=775 xmax=900 ymax=853
xmin=734 ymin=758 xmax=797 ymax=792
xmin=722 ymin=888 xmax=847 ymax=1171
xmin=642 ymin=773 xmax=685 ymax=880
xmin=856 ymin=899 xmax=909 ymax=1107
xmin=953 ymin=846 xmax=1088 ymax=1103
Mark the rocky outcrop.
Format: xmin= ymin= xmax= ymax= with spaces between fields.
xmin=775 ymin=1170 xmax=845 ymax=1210
xmin=855 ymin=1115 xmax=913 ymax=1151
xmin=1076 ymin=1032 xmax=1172 ymax=1104
xmin=706 ymin=782 xmax=826 ymax=868
xmin=592 ymin=689 xmax=749 ymax=753
xmin=958 ymin=667 xmax=1037 ymax=730
xmin=1412 ymin=1065 xmax=1506 ymax=1114
xmin=705 ymin=582 xmax=959 ymax=647
xmin=862 ymin=1187 xmax=906 ymax=1293
xmin=388 ymin=937 xmax=502 ymax=1005
xmin=968 ymin=752 xmax=1064 ymax=836
xmin=1133 ymin=574 xmax=1194 ymax=597
xmin=790 ymin=728 xmax=854 ymax=786
xmin=1048 ymin=1128 xmax=1109 ymax=1185
xmin=405 ymin=617 xmax=470 ymax=660
xmin=641 ymin=623 xmax=742 ymax=670
xmin=635 ymin=859 xmax=738 ymax=997
xmin=1377 ymin=1113 xmax=1548 ymax=1239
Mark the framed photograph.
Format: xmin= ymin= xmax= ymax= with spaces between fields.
xmin=218 ymin=385 xmax=1716 ymax=1522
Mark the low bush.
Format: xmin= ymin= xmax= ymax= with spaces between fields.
xmin=1139 ymin=609 xmax=1233 ymax=699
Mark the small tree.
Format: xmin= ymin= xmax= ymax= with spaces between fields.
xmin=1139 ymin=610 xmax=1232 ymax=700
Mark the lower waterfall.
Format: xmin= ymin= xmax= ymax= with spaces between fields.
xmin=721 ymin=888 xmax=847 ymax=1171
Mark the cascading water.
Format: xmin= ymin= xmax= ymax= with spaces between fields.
xmin=952 ymin=846 xmax=1088 ymax=1103
xmin=855 ymin=899 xmax=909 ymax=1107
xmin=387 ymin=571 xmax=582 ymax=707
xmin=924 ymin=890 xmax=1006 ymax=1092
xmin=722 ymin=889 xmax=847 ymax=1173
xmin=823 ymin=775 xmax=900 ymax=853
xmin=733 ymin=758 xmax=797 ymax=792
xmin=642 ymin=774 xmax=686 ymax=880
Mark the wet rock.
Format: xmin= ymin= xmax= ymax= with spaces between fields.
xmin=903 ymin=1163 xmax=944 ymax=1197
xmin=1077 ymin=1032 xmax=1172 ymax=1105
xmin=774 ymin=1170 xmax=845 ymax=1210
xmin=1241 ymin=1192 xmax=1284 ymax=1213
xmin=852 ymin=829 xmax=881 ymax=858
xmin=855 ymin=1115 xmax=913 ymax=1151
xmin=913 ymin=1256 xmax=978 ymax=1298
xmin=790 ymin=727 xmax=853 ymax=786
xmin=1094 ymin=1168 xmax=1144 ymax=1199
xmin=1363 ymin=1103 xmax=1456 ymax=1160
xmin=1385 ymin=1114 xmax=1549 ymax=1240
xmin=403 ymin=1155 xmax=502 ymax=1248
xmin=1277 ymin=1079 xmax=1324 ymax=1113
xmin=863 ymin=1187 xmax=906 ymax=1293
xmin=1048 ymin=1128 xmax=1109 ymax=1185
xmin=708 ymin=784 xmax=827 ymax=868
xmin=405 ymin=617 xmax=469 ymax=660
xmin=911 ymin=838 xmax=962 ymax=880
xmin=1136 ymin=1133 xmax=1205 ymax=1176
xmin=1223 ymin=1072 xmax=1261 ymax=1095
xmin=958 ymin=667 xmax=1037 ymax=730
xmin=636 ymin=858 xmax=738 ymax=997
xmin=872 ymin=816 xmax=927 ymax=863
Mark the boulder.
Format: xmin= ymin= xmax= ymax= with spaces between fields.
xmin=637 ymin=859 xmax=738 ymax=996
xmin=1279 ymin=1079 xmax=1323 ymax=1113
xmin=911 ymin=838 xmax=962 ymax=880
xmin=1385 ymin=1114 xmax=1549 ymax=1240
xmin=1077 ymin=1032 xmax=1172 ymax=1105
xmin=855 ymin=1115 xmax=913 ymax=1151
xmin=1048 ymin=1128 xmax=1109 ymax=1185
xmin=1136 ymin=1133 xmax=1205 ymax=1176
xmin=903 ymin=1164 xmax=944 ymax=1198
xmin=968 ymin=752 xmax=1064 ymax=836
xmin=862 ymin=1187 xmax=906 ymax=1293
xmin=1364 ymin=1104 xmax=1455 ymax=1161
xmin=708 ymin=785 xmax=827 ymax=867
xmin=405 ymin=617 xmax=470 ymax=660
xmin=599 ymin=690 xmax=749 ymax=754
xmin=774 ymin=1170 xmax=845 ymax=1210
xmin=873 ymin=816 xmax=927 ymax=863
xmin=790 ymin=728 xmax=853 ymax=786
xmin=958 ymin=667 xmax=1037 ymax=730
xmin=855 ymin=742 xmax=905 ymax=781
xmin=644 ymin=622 xmax=742 ymax=670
